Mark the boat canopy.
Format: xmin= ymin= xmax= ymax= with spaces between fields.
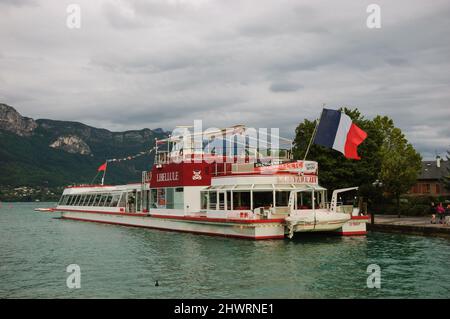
xmin=204 ymin=184 xmax=327 ymax=191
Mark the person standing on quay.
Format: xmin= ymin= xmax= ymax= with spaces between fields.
xmin=436 ymin=203 xmax=445 ymax=224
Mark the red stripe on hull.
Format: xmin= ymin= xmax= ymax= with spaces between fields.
xmin=336 ymin=231 xmax=368 ymax=236
xmin=61 ymin=216 xmax=285 ymax=240
xmin=350 ymin=215 xmax=371 ymax=220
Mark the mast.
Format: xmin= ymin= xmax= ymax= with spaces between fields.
xmin=101 ymin=162 xmax=108 ymax=186
xmin=303 ymin=106 xmax=324 ymax=161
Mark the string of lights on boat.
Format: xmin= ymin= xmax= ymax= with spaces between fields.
xmin=103 ymin=125 xmax=294 ymax=164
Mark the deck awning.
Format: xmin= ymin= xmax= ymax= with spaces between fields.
xmin=205 ymin=184 xmax=327 ymax=191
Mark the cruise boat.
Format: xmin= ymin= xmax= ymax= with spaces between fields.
xmin=49 ymin=125 xmax=370 ymax=239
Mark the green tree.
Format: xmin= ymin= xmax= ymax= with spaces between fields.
xmin=293 ymin=108 xmax=421 ymax=215
xmin=293 ymin=108 xmax=382 ymax=195
xmin=373 ymin=116 xmax=422 ymax=217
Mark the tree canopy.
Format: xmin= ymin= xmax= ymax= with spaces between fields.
xmin=293 ymin=108 xmax=422 ymax=211
xmin=373 ymin=115 xmax=422 ymax=213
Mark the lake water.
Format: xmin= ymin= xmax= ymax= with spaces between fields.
xmin=1 ymin=202 xmax=449 ymax=298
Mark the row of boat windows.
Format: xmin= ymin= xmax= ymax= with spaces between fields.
xmin=60 ymin=189 xmax=323 ymax=211
xmin=59 ymin=193 xmax=125 ymax=207
xmin=59 ymin=187 xmax=185 ymax=210
xmin=201 ymin=190 xmax=292 ymax=211
xmin=200 ymin=190 xmax=324 ymax=211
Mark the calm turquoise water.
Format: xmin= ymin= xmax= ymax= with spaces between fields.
xmin=1 ymin=202 xmax=449 ymax=298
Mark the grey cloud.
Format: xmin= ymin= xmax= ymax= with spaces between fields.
xmin=0 ymin=0 xmax=449 ymax=159
xmin=270 ymin=82 xmax=303 ymax=93
xmin=0 ymin=0 xmax=36 ymax=7
xmin=102 ymin=2 xmax=143 ymax=30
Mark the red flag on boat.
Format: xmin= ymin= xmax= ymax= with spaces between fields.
xmin=97 ymin=162 xmax=107 ymax=172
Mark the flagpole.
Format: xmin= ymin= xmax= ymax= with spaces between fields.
xmin=90 ymin=171 xmax=100 ymax=185
xmin=101 ymin=162 xmax=108 ymax=186
xmin=303 ymin=107 xmax=324 ymax=161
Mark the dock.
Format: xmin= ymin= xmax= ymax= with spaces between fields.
xmin=368 ymin=215 xmax=450 ymax=239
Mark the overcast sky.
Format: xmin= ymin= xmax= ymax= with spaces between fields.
xmin=1 ymin=0 xmax=449 ymax=159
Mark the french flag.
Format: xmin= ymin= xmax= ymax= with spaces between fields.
xmin=313 ymin=109 xmax=368 ymax=160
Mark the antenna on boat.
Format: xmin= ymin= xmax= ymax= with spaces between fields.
xmin=303 ymin=105 xmax=325 ymax=161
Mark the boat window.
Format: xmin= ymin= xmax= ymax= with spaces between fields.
xmin=150 ymin=189 xmax=157 ymax=208
xmin=296 ymin=191 xmax=313 ymax=209
xmin=209 ymin=191 xmax=217 ymax=210
xmin=275 ymin=191 xmax=290 ymax=207
xmin=316 ymin=190 xmax=326 ymax=208
xmin=91 ymin=194 xmax=98 ymax=206
xmin=78 ymin=195 xmax=84 ymax=206
xmin=105 ymin=195 xmax=113 ymax=207
xmin=136 ymin=191 xmax=142 ymax=211
xmin=226 ymin=191 xmax=232 ymax=210
xmin=80 ymin=194 xmax=87 ymax=206
xmin=232 ymin=191 xmax=251 ymax=210
xmin=144 ymin=190 xmax=150 ymax=211
xmin=110 ymin=194 xmax=120 ymax=207
xmin=127 ymin=191 xmax=137 ymax=212
xmin=253 ymin=191 xmax=273 ymax=209
xmin=90 ymin=194 xmax=97 ymax=206
xmin=93 ymin=194 xmax=102 ymax=206
xmin=156 ymin=188 xmax=166 ymax=209
xmin=93 ymin=194 xmax=100 ymax=206
xmin=67 ymin=195 xmax=73 ymax=205
xmin=118 ymin=192 xmax=126 ymax=207
xmin=99 ymin=194 xmax=108 ymax=206
xmin=201 ymin=192 xmax=208 ymax=210
xmin=77 ymin=195 xmax=84 ymax=206
xmin=86 ymin=194 xmax=94 ymax=206
xmin=218 ymin=192 xmax=225 ymax=210
xmin=73 ymin=195 xmax=81 ymax=206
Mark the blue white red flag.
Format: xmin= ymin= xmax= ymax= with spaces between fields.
xmin=313 ymin=109 xmax=367 ymax=160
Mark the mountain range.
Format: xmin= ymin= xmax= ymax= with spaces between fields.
xmin=0 ymin=103 xmax=168 ymax=188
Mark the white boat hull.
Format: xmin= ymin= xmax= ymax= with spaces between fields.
xmin=58 ymin=210 xmax=369 ymax=239
xmin=60 ymin=211 xmax=286 ymax=240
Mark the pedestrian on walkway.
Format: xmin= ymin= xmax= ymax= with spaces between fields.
xmin=436 ymin=202 xmax=445 ymax=224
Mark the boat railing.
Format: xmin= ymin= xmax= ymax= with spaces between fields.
xmin=253 ymin=206 xmax=271 ymax=219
